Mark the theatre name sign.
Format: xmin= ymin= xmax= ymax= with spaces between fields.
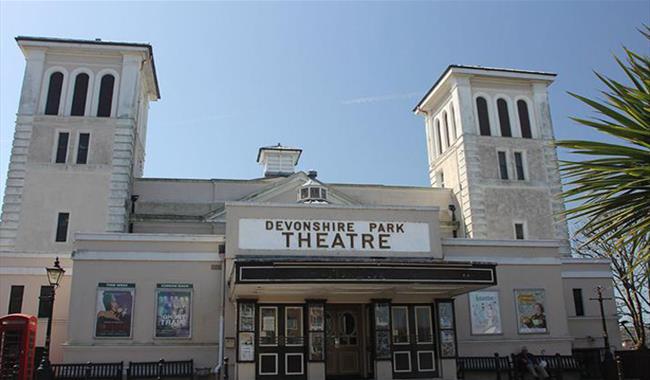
xmin=238 ymin=219 xmax=431 ymax=253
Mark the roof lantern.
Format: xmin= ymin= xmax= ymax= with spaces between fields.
xmin=298 ymin=179 xmax=328 ymax=204
xmin=256 ymin=143 xmax=302 ymax=178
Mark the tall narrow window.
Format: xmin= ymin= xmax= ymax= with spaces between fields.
xmin=517 ymin=100 xmax=532 ymax=138
xmin=476 ymin=97 xmax=491 ymax=136
xmin=514 ymin=152 xmax=525 ymax=180
xmin=443 ymin=112 xmax=451 ymax=147
xmin=45 ymin=72 xmax=64 ymax=115
xmin=8 ymin=285 xmax=25 ymax=314
xmin=38 ymin=285 xmax=54 ymax=318
xmin=55 ymin=212 xmax=69 ymax=242
xmin=573 ymin=288 xmax=585 ymax=316
xmin=435 ymin=120 xmax=443 ymax=154
xmin=97 ymin=74 xmax=115 ymax=117
xmin=391 ymin=306 xmax=410 ymax=344
xmin=437 ymin=171 xmax=445 ymax=188
xmin=450 ymin=105 xmax=457 ymax=141
xmin=55 ymin=132 xmax=69 ymax=164
xmin=76 ymin=133 xmax=90 ymax=164
xmin=514 ymin=223 xmax=525 ymax=240
xmin=70 ymin=73 xmax=89 ymax=116
xmin=497 ymin=151 xmax=509 ymax=180
xmin=497 ymin=98 xmax=512 ymax=137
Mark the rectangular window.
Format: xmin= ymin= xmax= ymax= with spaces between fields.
xmin=514 ymin=152 xmax=525 ymax=180
xmin=285 ymin=306 xmax=303 ymax=346
xmin=37 ymin=285 xmax=54 ymax=318
xmin=55 ymin=132 xmax=69 ymax=163
xmin=259 ymin=306 xmax=278 ymax=346
xmin=415 ymin=306 xmax=433 ymax=344
xmin=76 ymin=133 xmax=90 ymax=164
xmin=437 ymin=171 xmax=445 ymax=188
xmin=497 ymin=151 xmax=509 ymax=180
xmin=55 ymin=212 xmax=69 ymax=242
xmin=8 ymin=285 xmax=25 ymax=314
xmin=391 ymin=306 xmax=410 ymax=344
xmin=573 ymin=288 xmax=585 ymax=316
xmin=514 ymin=223 xmax=525 ymax=240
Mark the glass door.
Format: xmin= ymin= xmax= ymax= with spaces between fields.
xmin=391 ymin=305 xmax=437 ymax=379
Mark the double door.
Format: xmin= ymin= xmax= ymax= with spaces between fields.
xmin=391 ymin=305 xmax=438 ymax=378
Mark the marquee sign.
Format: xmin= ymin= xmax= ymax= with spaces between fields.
xmin=238 ymin=219 xmax=430 ymax=252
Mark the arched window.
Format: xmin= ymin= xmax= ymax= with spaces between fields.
xmin=497 ymin=98 xmax=512 ymax=137
xmin=517 ymin=100 xmax=532 ymax=138
xmin=435 ymin=119 xmax=443 ymax=155
xmin=443 ymin=112 xmax=451 ymax=147
xmin=450 ymin=105 xmax=457 ymax=141
xmin=97 ymin=74 xmax=115 ymax=117
xmin=476 ymin=97 xmax=491 ymax=136
xmin=70 ymin=73 xmax=89 ymax=116
xmin=44 ymin=72 xmax=64 ymax=115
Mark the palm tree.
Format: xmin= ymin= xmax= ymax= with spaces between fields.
xmin=557 ymin=26 xmax=650 ymax=261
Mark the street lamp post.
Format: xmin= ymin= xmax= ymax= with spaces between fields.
xmin=589 ymin=286 xmax=617 ymax=380
xmin=36 ymin=257 xmax=66 ymax=380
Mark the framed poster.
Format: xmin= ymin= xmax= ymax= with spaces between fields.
xmin=440 ymin=330 xmax=456 ymax=357
xmin=309 ymin=305 xmax=324 ymax=332
xmin=514 ymin=289 xmax=548 ymax=334
xmin=469 ymin=291 xmax=502 ymax=335
xmin=239 ymin=332 xmax=255 ymax=361
xmin=374 ymin=303 xmax=390 ymax=328
xmin=155 ymin=284 xmax=192 ymax=338
xmin=438 ymin=302 xmax=454 ymax=329
xmin=95 ymin=283 xmax=135 ymax=338
xmin=239 ymin=303 xmax=255 ymax=332
xmin=309 ymin=332 xmax=325 ymax=361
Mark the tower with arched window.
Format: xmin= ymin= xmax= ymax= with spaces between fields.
xmin=414 ymin=65 xmax=569 ymax=252
xmin=0 ymin=37 xmax=160 ymax=253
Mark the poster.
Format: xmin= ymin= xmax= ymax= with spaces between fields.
xmin=95 ymin=283 xmax=134 ymax=338
xmin=440 ymin=330 xmax=456 ymax=357
xmin=375 ymin=304 xmax=390 ymax=328
xmin=438 ymin=302 xmax=454 ymax=329
xmin=309 ymin=332 xmax=324 ymax=361
xmin=469 ymin=291 xmax=502 ymax=335
xmin=375 ymin=330 xmax=391 ymax=358
xmin=155 ymin=284 xmax=192 ymax=338
xmin=309 ymin=305 xmax=324 ymax=331
xmin=515 ymin=289 xmax=547 ymax=334
xmin=239 ymin=332 xmax=255 ymax=361
xmin=239 ymin=303 xmax=255 ymax=332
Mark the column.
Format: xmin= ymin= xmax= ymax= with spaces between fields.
xmin=306 ymin=299 xmax=326 ymax=380
xmin=372 ymin=299 xmax=392 ymax=380
xmin=436 ymin=299 xmax=458 ymax=380
xmin=236 ymin=299 xmax=256 ymax=380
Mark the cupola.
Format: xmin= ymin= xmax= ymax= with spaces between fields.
xmin=256 ymin=143 xmax=302 ymax=177
xmin=298 ymin=179 xmax=328 ymax=204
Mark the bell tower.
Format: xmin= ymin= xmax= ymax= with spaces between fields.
xmin=0 ymin=37 xmax=159 ymax=253
xmin=414 ymin=65 xmax=569 ymax=252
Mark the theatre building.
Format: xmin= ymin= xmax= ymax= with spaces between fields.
xmin=0 ymin=37 xmax=619 ymax=380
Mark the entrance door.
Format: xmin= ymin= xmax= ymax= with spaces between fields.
xmin=391 ymin=305 xmax=438 ymax=378
xmin=326 ymin=305 xmax=363 ymax=379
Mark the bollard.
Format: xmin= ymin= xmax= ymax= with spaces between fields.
xmin=494 ymin=353 xmax=502 ymax=380
xmin=84 ymin=362 xmax=92 ymax=380
xmin=223 ymin=357 xmax=229 ymax=380
xmin=157 ymin=359 xmax=165 ymax=380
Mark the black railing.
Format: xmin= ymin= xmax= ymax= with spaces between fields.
xmin=51 ymin=362 xmax=123 ymax=380
xmin=127 ymin=359 xmax=194 ymax=380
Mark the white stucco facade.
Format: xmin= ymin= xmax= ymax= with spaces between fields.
xmin=0 ymin=38 xmax=617 ymax=380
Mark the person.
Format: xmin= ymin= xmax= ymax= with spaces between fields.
xmin=517 ymin=346 xmax=549 ymax=379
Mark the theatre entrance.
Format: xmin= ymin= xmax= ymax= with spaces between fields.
xmin=325 ymin=304 xmax=368 ymax=380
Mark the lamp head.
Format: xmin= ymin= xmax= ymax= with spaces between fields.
xmin=46 ymin=257 xmax=65 ymax=287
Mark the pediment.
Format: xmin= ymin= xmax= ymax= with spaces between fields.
xmin=204 ymin=172 xmax=361 ymax=222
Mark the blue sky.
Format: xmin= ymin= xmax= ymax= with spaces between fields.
xmin=1 ymin=1 xmax=649 ymax=197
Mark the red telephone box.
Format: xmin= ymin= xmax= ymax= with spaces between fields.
xmin=0 ymin=314 xmax=38 ymax=380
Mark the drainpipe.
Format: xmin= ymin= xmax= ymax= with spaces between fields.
xmin=213 ymin=244 xmax=227 ymax=377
